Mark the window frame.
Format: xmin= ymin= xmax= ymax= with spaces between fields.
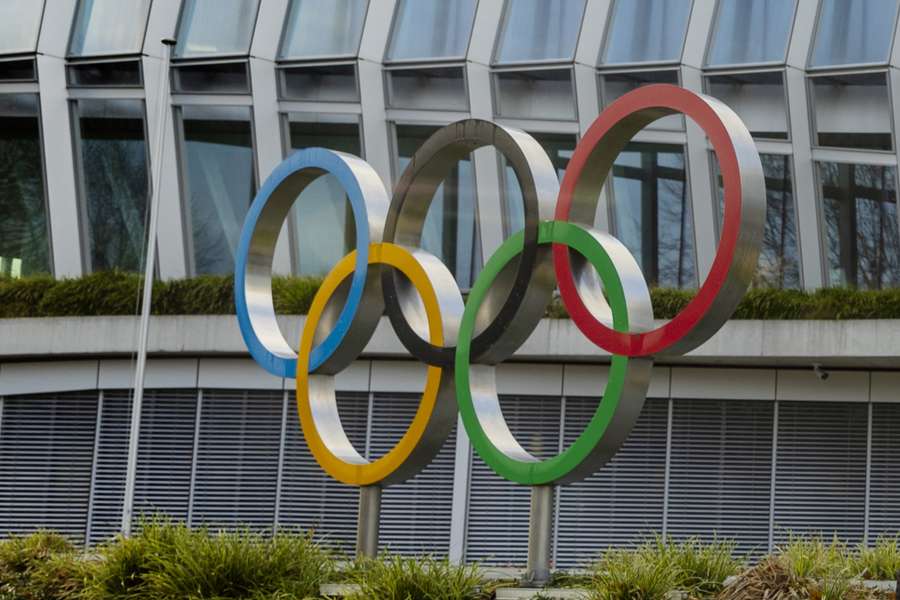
xmin=599 ymin=0 xmax=694 ymax=69
xmin=173 ymin=0 xmax=263 ymax=62
xmin=172 ymin=102 xmax=260 ymax=276
xmin=276 ymin=0 xmax=370 ymax=63
xmin=491 ymin=0 xmax=588 ymax=67
xmin=68 ymin=96 xmax=154 ymax=274
xmin=703 ymin=0 xmax=798 ymax=70
xmin=806 ymin=0 xmax=900 ymax=71
xmin=66 ymin=0 xmax=153 ymax=60
xmin=383 ymin=0 xmax=479 ymax=65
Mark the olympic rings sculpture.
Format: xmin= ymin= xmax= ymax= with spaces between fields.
xmin=235 ymin=85 xmax=765 ymax=488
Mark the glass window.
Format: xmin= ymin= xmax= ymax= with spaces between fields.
xmin=180 ymin=106 xmax=256 ymax=275
xmin=395 ymin=124 xmax=480 ymax=289
xmin=601 ymin=69 xmax=682 ymax=130
xmin=612 ymin=143 xmax=696 ymax=289
xmin=705 ymin=71 xmax=788 ymax=140
xmin=387 ymin=0 xmax=476 ymax=61
xmin=0 ymin=1 xmax=44 ymax=55
xmin=74 ymin=99 xmax=150 ymax=273
xmin=714 ymin=154 xmax=800 ymax=288
xmin=707 ymin=0 xmax=795 ymax=66
xmin=387 ymin=67 xmax=468 ymax=110
xmin=279 ymin=0 xmax=367 ymax=60
xmin=175 ymin=0 xmax=259 ymax=59
xmin=502 ymin=133 xmax=576 ymax=237
xmin=495 ymin=0 xmax=586 ymax=63
xmin=820 ymin=162 xmax=900 ymax=289
xmin=810 ymin=0 xmax=899 ymax=67
xmin=0 ymin=94 xmax=50 ymax=278
xmin=287 ymin=116 xmax=361 ymax=277
xmin=603 ymin=0 xmax=692 ymax=65
xmin=494 ymin=68 xmax=576 ymax=120
xmin=811 ymin=72 xmax=892 ymax=151
xmin=69 ymin=0 xmax=151 ymax=56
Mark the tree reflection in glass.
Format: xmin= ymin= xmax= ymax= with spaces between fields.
xmin=714 ymin=154 xmax=801 ymax=288
xmin=76 ymin=99 xmax=149 ymax=272
xmin=612 ymin=143 xmax=696 ymax=289
xmin=181 ymin=106 xmax=255 ymax=275
xmin=0 ymin=94 xmax=50 ymax=278
xmin=821 ymin=162 xmax=900 ymax=289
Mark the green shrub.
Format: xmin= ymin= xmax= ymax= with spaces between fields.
xmin=0 ymin=532 xmax=87 ymax=600
xmin=777 ymin=535 xmax=848 ymax=580
xmin=851 ymin=536 xmax=900 ymax=580
xmin=588 ymin=547 xmax=679 ymax=600
xmin=346 ymin=555 xmax=490 ymax=600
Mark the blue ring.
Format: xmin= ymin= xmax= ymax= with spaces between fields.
xmin=234 ymin=149 xmax=371 ymax=378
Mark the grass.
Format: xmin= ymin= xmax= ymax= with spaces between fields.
xmin=5 ymin=270 xmax=900 ymax=320
xmin=344 ymin=555 xmax=490 ymax=600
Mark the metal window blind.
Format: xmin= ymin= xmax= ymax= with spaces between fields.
xmin=667 ymin=398 xmax=774 ymax=557
xmin=0 ymin=393 xmax=98 ymax=543
xmin=866 ymin=402 xmax=900 ymax=541
xmin=189 ymin=389 xmax=282 ymax=530
xmin=133 ymin=390 xmax=198 ymax=526
xmin=556 ymin=397 xmax=668 ymax=568
xmin=375 ymin=392 xmax=456 ymax=556
xmin=465 ymin=395 xmax=562 ymax=565
xmin=773 ymin=401 xmax=868 ymax=545
xmin=86 ymin=391 xmax=132 ymax=546
xmin=279 ymin=391 xmax=368 ymax=551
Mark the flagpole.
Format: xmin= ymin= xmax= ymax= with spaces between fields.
xmin=121 ymin=38 xmax=176 ymax=535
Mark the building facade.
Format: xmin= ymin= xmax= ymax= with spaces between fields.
xmin=1 ymin=0 xmax=900 ymax=569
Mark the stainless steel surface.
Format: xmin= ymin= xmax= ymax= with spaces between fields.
xmin=382 ymin=119 xmax=560 ymax=367
xmin=356 ymin=485 xmax=382 ymax=558
xmin=524 ymin=485 xmax=555 ymax=586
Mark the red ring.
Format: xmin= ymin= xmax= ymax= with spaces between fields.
xmin=554 ymin=84 xmax=745 ymax=357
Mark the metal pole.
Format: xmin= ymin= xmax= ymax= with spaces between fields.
xmin=120 ymin=38 xmax=176 ymax=535
xmin=524 ymin=485 xmax=555 ymax=586
xmin=356 ymin=485 xmax=382 ymax=558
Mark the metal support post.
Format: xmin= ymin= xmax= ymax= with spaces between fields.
xmin=356 ymin=485 xmax=382 ymax=558
xmin=524 ymin=485 xmax=555 ymax=586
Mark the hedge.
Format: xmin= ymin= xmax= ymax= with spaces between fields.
xmin=3 ymin=270 xmax=900 ymax=320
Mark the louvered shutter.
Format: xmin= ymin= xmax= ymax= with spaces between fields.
xmin=465 ymin=395 xmax=562 ymax=565
xmin=773 ymin=401 xmax=867 ymax=545
xmin=866 ymin=403 xmax=900 ymax=540
xmin=0 ymin=393 xmax=98 ymax=543
xmin=556 ymin=397 xmax=668 ymax=568
xmin=279 ymin=391 xmax=368 ymax=551
xmin=86 ymin=391 xmax=132 ymax=546
xmin=133 ymin=390 xmax=198 ymax=525
xmin=375 ymin=392 xmax=456 ymax=556
xmin=667 ymin=399 xmax=774 ymax=557
xmin=190 ymin=390 xmax=282 ymax=530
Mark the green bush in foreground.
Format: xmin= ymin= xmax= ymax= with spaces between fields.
xmin=6 ymin=270 xmax=900 ymax=320
xmin=345 ymin=555 xmax=490 ymax=600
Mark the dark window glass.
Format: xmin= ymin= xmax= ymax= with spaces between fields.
xmin=603 ymin=0 xmax=692 ymax=64
xmin=715 ymin=154 xmax=800 ymax=288
xmin=810 ymin=0 xmax=899 ymax=67
xmin=172 ymin=62 xmax=250 ymax=94
xmin=75 ymin=99 xmax=150 ymax=272
xmin=811 ymin=72 xmax=892 ymax=151
xmin=612 ymin=143 xmax=696 ymax=289
xmin=180 ymin=106 xmax=255 ymax=275
xmin=387 ymin=67 xmax=468 ymax=111
xmin=279 ymin=64 xmax=359 ymax=102
xmin=396 ymin=124 xmax=480 ymax=289
xmin=288 ymin=118 xmax=361 ymax=277
xmin=501 ymin=132 xmax=576 ymax=237
xmin=387 ymin=0 xmax=476 ymax=61
xmin=706 ymin=71 xmax=788 ymax=140
xmin=67 ymin=60 xmax=142 ymax=87
xmin=69 ymin=0 xmax=151 ymax=56
xmin=495 ymin=0 xmax=586 ymax=63
xmin=820 ymin=162 xmax=900 ymax=289
xmin=0 ymin=94 xmax=50 ymax=277
xmin=707 ymin=0 xmax=795 ymax=66
xmin=494 ymin=68 xmax=576 ymax=120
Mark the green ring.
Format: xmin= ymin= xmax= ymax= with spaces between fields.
xmin=455 ymin=220 xmax=631 ymax=485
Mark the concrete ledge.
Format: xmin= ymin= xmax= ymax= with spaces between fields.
xmin=0 ymin=316 xmax=899 ymax=368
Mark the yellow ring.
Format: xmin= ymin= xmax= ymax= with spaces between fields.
xmin=296 ymin=243 xmax=445 ymax=486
